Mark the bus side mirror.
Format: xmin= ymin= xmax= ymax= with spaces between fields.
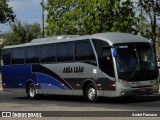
xmin=112 ymin=48 xmax=117 ymax=57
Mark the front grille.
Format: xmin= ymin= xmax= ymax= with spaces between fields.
xmin=131 ymin=85 xmax=153 ymax=88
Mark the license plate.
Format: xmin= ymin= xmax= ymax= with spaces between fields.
xmin=139 ymin=88 xmax=146 ymax=92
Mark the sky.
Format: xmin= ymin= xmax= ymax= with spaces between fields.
xmin=0 ymin=0 xmax=155 ymax=34
xmin=0 ymin=0 xmax=47 ymax=33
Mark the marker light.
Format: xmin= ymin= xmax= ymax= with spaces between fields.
xmin=96 ymin=84 xmax=101 ymax=87
xmin=110 ymin=84 xmax=115 ymax=87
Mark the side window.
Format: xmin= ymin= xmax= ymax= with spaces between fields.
xmin=2 ymin=49 xmax=11 ymax=65
xmin=26 ymin=46 xmax=39 ymax=64
xmin=57 ymin=42 xmax=74 ymax=62
xmin=40 ymin=44 xmax=56 ymax=63
xmin=92 ymin=39 xmax=115 ymax=77
xmin=12 ymin=48 xmax=25 ymax=64
xmin=75 ymin=40 xmax=95 ymax=61
xmin=12 ymin=48 xmax=19 ymax=64
xmin=19 ymin=48 xmax=25 ymax=64
xmin=92 ymin=39 xmax=109 ymax=58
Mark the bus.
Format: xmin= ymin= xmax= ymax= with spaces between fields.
xmin=1 ymin=32 xmax=159 ymax=102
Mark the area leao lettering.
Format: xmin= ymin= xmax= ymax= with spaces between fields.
xmin=74 ymin=66 xmax=84 ymax=73
xmin=63 ymin=66 xmax=84 ymax=73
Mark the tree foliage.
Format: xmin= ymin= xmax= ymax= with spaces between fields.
xmin=138 ymin=23 xmax=152 ymax=40
xmin=0 ymin=0 xmax=16 ymax=23
xmin=0 ymin=20 xmax=41 ymax=53
xmin=44 ymin=0 xmax=139 ymax=36
xmin=139 ymin=0 xmax=160 ymax=52
xmin=9 ymin=20 xmax=41 ymax=44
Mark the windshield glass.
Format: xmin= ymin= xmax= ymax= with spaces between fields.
xmin=115 ymin=43 xmax=158 ymax=81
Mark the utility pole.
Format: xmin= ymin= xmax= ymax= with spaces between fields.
xmin=42 ymin=0 xmax=44 ymax=38
xmin=140 ymin=0 xmax=143 ymax=25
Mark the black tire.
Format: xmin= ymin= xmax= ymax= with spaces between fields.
xmin=86 ymin=83 xmax=98 ymax=103
xmin=27 ymin=83 xmax=38 ymax=100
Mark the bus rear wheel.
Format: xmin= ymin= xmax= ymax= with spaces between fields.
xmin=86 ymin=83 xmax=98 ymax=103
xmin=27 ymin=83 xmax=38 ymax=100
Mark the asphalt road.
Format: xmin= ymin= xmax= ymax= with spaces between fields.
xmin=0 ymin=91 xmax=160 ymax=120
xmin=0 ymin=91 xmax=160 ymax=111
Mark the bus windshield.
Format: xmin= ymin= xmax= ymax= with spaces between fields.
xmin=115 ymin=43 xmax=158 ymax=81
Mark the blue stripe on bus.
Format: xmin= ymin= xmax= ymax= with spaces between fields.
xmin=1 ymin=65 xmax=70 ymax=90
xmin=36 ymin=74 xmax=68 ymax=90
xmin=32 ymin=64 xmax=73 ymax=89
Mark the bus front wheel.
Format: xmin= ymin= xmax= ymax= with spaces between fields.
xmin=86 ymin=83 xmax=98 ymax=103
xmin=27 ymin=83 xmax=38 ymax=100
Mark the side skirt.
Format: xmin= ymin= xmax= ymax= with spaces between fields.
xmin=37 ymin=89 xmax=83 ymax=96
xmin=3 ymin=88 xmax=117 ymax=97
xmin=3 ymin=88 xmax=26 ymax=94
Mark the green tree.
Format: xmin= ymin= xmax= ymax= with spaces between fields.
xmin=9 ymin=20 xmax=41 ymax=43
xmin=0 ymin=0 xmax=16 ymax=23
xmin=139 ymin=0 xmax=160 ymax=53
xmin=138 ymin=23 xmax=152 ymax=40
xmin=110 ymin=0 xmax=139 ymax=33
xmin=44 ymin=0 xmax=139 ymax=36
xmin=0 ymin=20 xmax=41 ymax=54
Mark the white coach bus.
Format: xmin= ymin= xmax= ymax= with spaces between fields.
xmin=1 ymin=33 xmax=159 ymax=102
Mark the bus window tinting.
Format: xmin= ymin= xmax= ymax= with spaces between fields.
xmin=75 ymin=40 xmax=95 ymax=61
xmin=40 ymin=44 xmax=55 ymax=63
xmin=57 ymin=42 xmax=74 ymax=62
xmin=26 ymin=46 xmax=39 ymax=64
xmin=12 ymin=48 xmax=25 ymax=64
xmin=92 ymin=39 xmax=109 ymax=59
xmin=3 ymin=49 xmax=11 ymax=65
xmin=92 ymin=39 xmax=115 ymax=77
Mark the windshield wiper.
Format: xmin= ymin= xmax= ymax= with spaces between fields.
xmin=129 ymin=52 xmax=140 ymax=80
xmin=129 ymin=61 xmax=139 ymax=80
xmin=129 ymin=44 xmax=140 ymax=80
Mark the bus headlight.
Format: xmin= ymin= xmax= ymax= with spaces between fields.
xmin=118 ymin=79 xmax=130 ymax=87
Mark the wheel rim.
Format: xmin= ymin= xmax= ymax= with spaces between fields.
xmin=29 ymin=86 xmax=35 ymax=98
xmin=88 ymin=87 xmax=96 ymax=100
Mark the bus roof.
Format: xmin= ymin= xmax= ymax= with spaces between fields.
xmin=3 ymin=32 xmax=149 ymax=49
xmin=92 ymin=32 xmax=149 ymax=44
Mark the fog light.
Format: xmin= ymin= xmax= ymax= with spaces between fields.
xmin=121 ymin=92 xmax=124 ymax=95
